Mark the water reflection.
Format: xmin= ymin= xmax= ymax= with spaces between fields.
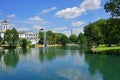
xmin=85 ymin=53 xmax=120 ymax=80
xmin=0 ymin=46 xmax=120 ymax=80
xmin=58 ymin=68 xmax=103 ymax=80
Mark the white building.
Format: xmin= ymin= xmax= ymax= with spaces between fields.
xmin=0 ymin=20 xmax=9 ymax=38
xmin=19 ymin=31 xmax=39 ymax=44
xmin=0 ymin=20 xmax=39 ymax=44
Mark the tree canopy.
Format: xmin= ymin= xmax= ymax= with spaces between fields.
xmin=104 ymin=0 xmax=120 ymax=17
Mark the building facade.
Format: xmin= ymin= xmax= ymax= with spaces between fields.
xmin=0 ymin=20 xmax=39 ymax=44
xmin=19 ymin=31 xmax=39 ymax=44
xmin=0 ymin=20 xmax=9 ymax=38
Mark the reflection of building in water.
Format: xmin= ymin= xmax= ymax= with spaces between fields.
xmin=19 ymin=48 xmax=39 ymax=62
xmin=0 ymin=50 xmax=9 ymax=71
xmin=0 ymin=48 xmax=39 ymax=71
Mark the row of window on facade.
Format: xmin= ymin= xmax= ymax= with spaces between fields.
xmin=0 ymin=20 xmax=39 ymax=44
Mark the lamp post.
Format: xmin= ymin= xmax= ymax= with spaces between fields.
xmin=40 ymin=28 xmax=47 ymax=48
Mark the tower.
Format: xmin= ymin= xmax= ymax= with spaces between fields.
xmin=1 ymin=20 xmax=9 ymax=32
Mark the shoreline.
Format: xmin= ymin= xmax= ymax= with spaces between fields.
xmin=91 ymin=45 xmax=120 ymax=52
xmin=0 ymin=44 xmax=78 ymax=50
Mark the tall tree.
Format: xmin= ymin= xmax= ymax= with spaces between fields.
xmin=11 ymin=28 xmax=19 ymax=45
xmin=39 ymin=31 xmax=44 ymax=44
xmin=104 ymin=0 xmax=120 ymax=17
xmin=60 ymin=34 xmax=69 ymax=46
xmin=4 ymin=29 xmax=13 ymax=46
xmin=4 ymin=28 xmax=19 ymax=48
xmin=78 ymin=33 xmax=87 ymax=44
xmin=84 ymin=22 xmax=103 ymax=47
xmin=69 ymin=34 xmax=78 ymax=44
xmin=21 ymin=38 xmax=28 ymax=48
xmin=0 ymin=36 xmax=2 ymax=46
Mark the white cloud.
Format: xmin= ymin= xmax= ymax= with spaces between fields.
xmin=58 ymin=69 xmax=103 ymax=80
xmin=72 ymin=21 xmax=86 ymax=26
xmin=55 ymin=7 xmax=85 ymax=19
xmin=42 ymin=7 xmax=57 ymax=14
xmin=55 ymin=0 xmax=101 ymax=19
xmin=7 ymin=14 xmax=16 ymax=18
xmin=80 ymin=0 xmax=101 ymax=10
xmin=28 ymin=16 xmax=43 ymax=21
xmin=33 ymin=25 xmax=45 ymax=30
xmin=72 ymin=27 xmax=84 ymax=35
xmin=62 ymin=30 xmax=71 ymax=37
xmin=54 ymin=26 xmax=68 ymax=31
xmin=17 ymin=28 xmax=30 ymax=31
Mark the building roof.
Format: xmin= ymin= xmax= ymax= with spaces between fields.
xmin=18 ymin=31 xmax=38 ymax=34
xmin=1 ymin=20 xmax=8 ymax=23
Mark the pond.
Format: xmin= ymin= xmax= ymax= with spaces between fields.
xmin=0 ymin=45 xmax=120 ymax=80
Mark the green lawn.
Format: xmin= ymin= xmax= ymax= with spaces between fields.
xmin=92 ymin=45 xmax=120 ymax=52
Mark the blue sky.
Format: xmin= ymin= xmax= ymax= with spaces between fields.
xmin=0 ymin=0 xmax=109 ymax=36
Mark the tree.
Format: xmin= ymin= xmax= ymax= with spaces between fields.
xmin=4 ymin=29 xmax=13 ymax=47
xmin=84 ymin=22 xmax=103 ymax=47
xmin=69 ymin=34 xmax=77 ymax=44
xmin=11 ymin=28 xmax=19 ymax=45
xmin=21 ymin=38 xmax=28 ymax=48
xmin=104 ymin=0 xmax=120 ymax=17
xmin=78 ymin=33 xmax=87 ymax=44
xmin=60 ymin=34 xmax=69 ymax=46
xmin=4 ymin=28 xmax=19 ymax=48
xmin=39 ymin=31 xmax=44 ymax=44
xmin=0 ymin=36 xmax=2 ymax=46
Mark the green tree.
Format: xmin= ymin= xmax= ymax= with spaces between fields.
xmin=4 ymin=28 xmax=19 ymax=48
xmin=103 ymin=18 xmax=120 ymax=46
xmin=84 ymin=22 xmax=103 ymax=47
xmin=104 ymin=0 xmax=120 ymax=17
xmin=4 ymin=29 xmax=13 ymax=47
xmin=69 ymin=34 xmax=77 ymax=44
xmin=39 ymin=31 xmax=44 ymax=44
xmin=78 ymin=33 xmax=87 ymax=44
xmin=60 ymin=34 xmax=69 ymax=46
xmin=0 ymin=36 xmax=2 ymax=46
xmin=21 ymin=38 xmax=28 ymax=48
xmin=11 ymin=28 xmax=19 ymax=45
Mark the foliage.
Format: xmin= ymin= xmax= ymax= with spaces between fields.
xmin=78 ymin=33 xmax=87 ymax=44
xmin=39 ymin=31 xmax=44 ymax=44
xmin=69 ymin=34 xmax=78 ymax=44
xmin=104 ymin=0 xmax=120 ymax=17
xmin=84 ymin=21 xmax=103 ymax=47
xmin=0 ymin=36 xmax=2 ymax=46
xmin=38 ymin=30 xmax=69 ymax=45
xmin=11 ymin=28 xmax=19 ymax=45
xmin=60 ymin=34 xmax=69 ymax=46
xmin=20 ymin=38 xmax=28 ymax=48
xmin=4 ymin=28 xmax=19 ymax=48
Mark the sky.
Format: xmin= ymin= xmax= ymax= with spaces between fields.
xmin=0 ymin=0 xmax=109 ymax=36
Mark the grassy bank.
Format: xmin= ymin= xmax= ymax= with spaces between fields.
xmin=92 ymin=45 xmax=120 ymax=52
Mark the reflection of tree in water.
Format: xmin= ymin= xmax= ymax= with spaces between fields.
xmin=4 ymin=49 xmax=19 ymax=67
xmin=85 ymin=51 xmax=120 ymax=80
xmin=39 ymin=48 xmax=67 ymax=62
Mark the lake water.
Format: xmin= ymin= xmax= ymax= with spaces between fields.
xmin=0 ymin=45 xmax=120 ymax=80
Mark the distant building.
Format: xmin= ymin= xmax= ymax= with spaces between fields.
xmin=19 ymin=31 xmax=39 ymax=44
xmin=0 ymin=20 xmax=39 ymax=44
xmin=0 ymin=20 xmax=9 ymax=38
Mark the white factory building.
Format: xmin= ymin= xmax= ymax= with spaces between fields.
xmin=0 ymin=20 xmax=39 ymax=44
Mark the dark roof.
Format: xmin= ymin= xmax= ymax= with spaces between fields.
xmin=2 ymin=20 xmax=8 ymax=23
xmin=18 ymin=31 xmax=26 ymax=34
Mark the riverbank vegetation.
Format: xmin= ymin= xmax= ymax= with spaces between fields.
xmin=92 ymin=45 xmax=120 ymax=52
xmin=84 ymin=0 xmax=120 ymax=51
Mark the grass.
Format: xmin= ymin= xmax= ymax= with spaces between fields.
xmin=92 ymin=44 xmax=120 ymax=52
